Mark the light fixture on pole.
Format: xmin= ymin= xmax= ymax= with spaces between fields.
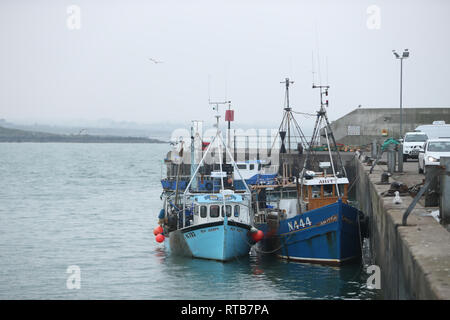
xmin=392 ymin=49 xmax=409 ymax=139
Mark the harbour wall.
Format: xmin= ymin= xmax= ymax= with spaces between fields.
xmin=355 ymin=156 xmax=450 ymax=299
xmin=322 ymin=107 xmax=450 ymax=146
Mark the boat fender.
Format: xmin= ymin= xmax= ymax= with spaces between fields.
xmin=251 ymin=230 xmax=264 ymax=242
xmin=153 ymin=225 xmax=163 ymax=236
xmin=155 ymin=233 xmax=165 ymax=243
xmin=158 ymin=209 xmax=165 ymax=219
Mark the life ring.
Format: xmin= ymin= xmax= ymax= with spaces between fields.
xmin=205 ymin=182 xmax=213 ymax=191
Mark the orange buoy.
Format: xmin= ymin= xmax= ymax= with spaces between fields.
xmin=153 ymin=225 xmax=163 ymax=236
xmin=155 ymin=233 xmax=165 ymax=243
xmin=251 ymin=230 xmax=264 ymax=242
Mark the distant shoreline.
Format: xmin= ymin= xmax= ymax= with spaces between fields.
xmin=0 ymin=126 xmax=167 ymax=144
xmin=0 ymin=140 xmax=166 ymax=143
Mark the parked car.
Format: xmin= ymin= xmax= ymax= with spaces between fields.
xmin=402 ymin=131 xmax=428 ymax=161
xmin=418 ymin=138 xmax=450 ymax=174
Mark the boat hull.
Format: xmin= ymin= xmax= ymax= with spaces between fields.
xmin=257 ymin=200 xmax=362 ymax=265
xmin=166 ymin=221 xmax=252 ymax=262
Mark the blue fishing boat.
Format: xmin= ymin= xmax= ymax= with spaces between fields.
xmin=232 ymin=160 xmax=278 ymax=189
xmin=161 ymin=159 xmax=278 ymax=192
xmin=255 ymin=177 xmax=361 ymax=265
xmin=277 ymin=199 xmax=361 ymax=264
xmin=253 ymin=79 xmax=363 ymax=265
xmin=156 ymin=102 xmax=261 ymax=262
xmin=165 ymin=192 xmax=254 ymax=261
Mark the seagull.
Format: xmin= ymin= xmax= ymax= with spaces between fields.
xmin=148 ymin=58 xmax=163 ymax=64
xmin=393 ymin=191 xmax=402 ymax=204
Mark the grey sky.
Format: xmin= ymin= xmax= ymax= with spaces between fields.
xmin=1 ymin=0 xmax=449 ymax=130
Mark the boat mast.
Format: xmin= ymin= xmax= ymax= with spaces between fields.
xmin=283 ymin=78 xmax=293 ymax=154
xmin=269 ymin=78 xmax=309 ymax=157
xmin=300 ymin=84 xmax=347 ymax=201
xmin=174 ymin=140 xmax=184 ymax=207
xmin=183 ymin=102 xmax=252 ymax=196
xmin=312 ymin=84 xmax=347 ymax=178
xmin=190 ymin=120 xmax=202 ymax=191
xmin=209 ymin=100 xmax=231 ymax=163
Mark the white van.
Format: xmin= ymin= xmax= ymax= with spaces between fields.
xmin=402 ymin=132 xmax=428 ymax=161
xmin=415 ymin=121 xmax=450 ymax=140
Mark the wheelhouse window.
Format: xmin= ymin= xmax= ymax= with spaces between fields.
xmin=221 ymin=205 xmax=232 ymax=217
xmin=281 ymin=190 xmax=297 ymax=199
xmin=311 ymin=185 xmax=321 ymax=198
xmin=210 ymin=205 xmax=220 ymax=218
xmin=237 ymin=164 xmax=247 ymax=170
xmin=323 ymin=184 xmax=333 ymax=197
xmin=288 ymin=191 xmax=297 ymax=198
xmin=267 ymin=191 xmax=281 ymax=202
xmin=234 ymin=205 xmax=240 ymax=217
xmin=249 ymin=164 xmax=254 ymax=170
xmin=200 ymin=206 xmax=207 ymax=218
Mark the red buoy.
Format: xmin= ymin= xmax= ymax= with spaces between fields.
xmin=155 ymin=233 xmax=165 ymax=243
xmin=251 ymin=230 xmax=264 ymax=242
xmin=153 ymin=225 xmax=163 ymax=236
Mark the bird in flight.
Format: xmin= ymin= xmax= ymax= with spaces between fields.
xmin=148 ymin=58 xmax=163 ymax=64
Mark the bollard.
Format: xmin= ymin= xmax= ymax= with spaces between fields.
xmin=380 ymin=172 xmax=390 ymax=184
xmin=387 ymin=143 xmax=396 ymax=174
xmin=372 ymin=140 xmax=377 ymax=159
xmin=397 ymin=143 xmax=403 ymax=173
xmin=439 ymin=157 xmax=450 ymax=224
xmin=425 ymin=166 xmax=440 ymax=207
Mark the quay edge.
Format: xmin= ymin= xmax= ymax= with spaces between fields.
xmin=355 ymin=156 xmax=450 ymax=299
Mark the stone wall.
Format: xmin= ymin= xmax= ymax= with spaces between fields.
xmin=324 ymin=107 xmax=450 ymax=146
xmin=355 ymin=156 xmax=450 ymax=299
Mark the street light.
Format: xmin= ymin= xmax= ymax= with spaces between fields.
xmin=392 ymin=49 xmax=410 ymax=139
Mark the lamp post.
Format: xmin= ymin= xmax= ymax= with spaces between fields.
xmin=393 ymin=49 xmax=409 ymax=172
xmin=392 ymin=49 xmax=409 ymax=139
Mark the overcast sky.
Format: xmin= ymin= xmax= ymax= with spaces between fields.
xmin=1 ymin=0 xmax=449 ymax=130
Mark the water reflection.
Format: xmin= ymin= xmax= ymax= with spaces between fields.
xmin=155 ymin=246 xmax=380 ymax=300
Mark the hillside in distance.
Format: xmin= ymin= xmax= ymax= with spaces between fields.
xmin=0 ymin=126 xmax=166 ymax=143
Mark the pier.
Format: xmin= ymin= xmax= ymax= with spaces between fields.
xmin=355 ymin=155 xmax=450 ymax=299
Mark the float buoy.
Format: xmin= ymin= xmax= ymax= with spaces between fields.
xmin=251 ymin=230 xmax=264 ymax=242
xmin=153 ymin=225 xmax=163 ymax=236
xmin=155 ymin=233 xmax=165 ymax=243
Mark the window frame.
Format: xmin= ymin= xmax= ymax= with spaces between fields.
xmin=210 ymin=205 xmax=220 ymax=218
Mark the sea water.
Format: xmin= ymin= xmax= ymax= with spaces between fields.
xmin=0 ymin=143 xmax=380 ymax=299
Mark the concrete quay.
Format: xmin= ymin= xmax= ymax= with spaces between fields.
xmin=355 ymin=157 xmax=450 ymax=299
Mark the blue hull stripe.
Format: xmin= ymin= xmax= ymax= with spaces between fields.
xmin=258 ymin=201 xmax=361 ymax=264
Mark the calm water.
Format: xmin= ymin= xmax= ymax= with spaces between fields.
xmin=0 ymin=143 xmax=380 ymax=299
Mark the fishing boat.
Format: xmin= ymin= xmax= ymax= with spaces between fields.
xmin=161 ymin=158 xmax=278 ymax=192
xmin=253 ymin=79 xmax=363 ymax=265
xmin=155 ymin=102 xmax=262 ymax=262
